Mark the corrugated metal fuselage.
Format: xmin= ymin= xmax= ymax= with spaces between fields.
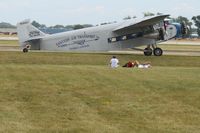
xmin=38 ymin=23 xmax=155 ymax=52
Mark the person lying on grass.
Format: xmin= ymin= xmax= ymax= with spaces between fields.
xmin=123 ymin=60 xmax=151 ymax=68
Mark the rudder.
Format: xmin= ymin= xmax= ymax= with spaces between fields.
xmin=17 ymin=19 xmax=46 ymax=48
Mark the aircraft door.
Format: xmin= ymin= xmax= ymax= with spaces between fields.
xmin=29 ymin=39 xmax=41 ymax=50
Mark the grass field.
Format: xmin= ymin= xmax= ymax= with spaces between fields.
xmin=0 ymin=52 xmax=200 ymax=133
xmin=0 ymin=40 xmax=19 ymax=46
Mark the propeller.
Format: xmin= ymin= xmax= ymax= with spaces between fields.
xmin=181 ymin=21 xmax=188 ymax=35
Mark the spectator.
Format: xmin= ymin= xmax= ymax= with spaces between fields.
xmin=134 ymin=60 xmax=151 ymax=68
xmin=110 ymin=56 xmax=119 ymax=68
xmin=122 ymin=61 xmax=135 ymax=68
xmin=122 ymin=60 xmax=151 ymax=68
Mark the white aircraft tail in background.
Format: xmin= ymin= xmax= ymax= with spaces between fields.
xmin=17 ymin=15 xmax=187 ymax=56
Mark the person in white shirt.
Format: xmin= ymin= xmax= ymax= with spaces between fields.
xmin=110 ymin=56 xmax=119 ymax=68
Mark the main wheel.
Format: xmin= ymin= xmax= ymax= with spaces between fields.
xmin=23 ymin=48 xmax=28 ymax=53
xmin=144 ymin=48 xmax=152 ymax=56
xmin=153 ymin=47 xmax=163 ymax=56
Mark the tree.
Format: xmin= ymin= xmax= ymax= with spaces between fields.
xmin=82 ymin=24 xmax=93 ymax=28
xmin=52 ymin=25 xmax=65 ymax=29
xmin=40 ymin=24 xmax=46 ymax=28
xmin=123 ymin=16 xmax=131 ymax=20
xmin=192 ymin=15 xmax=200 ymax=37
xmin=123 ymin=15 xmax=137 ymax=20
xmin=65 ymin=25 xmax=74 ymax=30
xmin=31 ymin=20 xmax=93 ymax=31
xmin=32 ymin=21 xmax=46 ymax=28
xmin=143 ymin=12 xmax=155 ymax=17
xmin=172 ymin=16 xmax=192 ymax=27
xmin=157 ymin=12 xmax=163 ymax=15
xmin=73 ymin=24 xmax=85 ymax=30
xmin=0 ymin=22 xmax=16 ymax=28
xmin=132 ymin=16 xmax=137 ymax=19
xmin=32 ymin=21 xmax=41 ymax=28
xmin=65 ymin=24 xmax=92 ymax=30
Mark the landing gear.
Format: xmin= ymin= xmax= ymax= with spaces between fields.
xmin=144 ymin=48 xmax=153 ymax=56
xmin=22 ymin=44 xmax=31 ymax=53
xmin=144 ymin=44 xmax=163 ymax=56
xmin=153 ymin=47 xmax=163 ymax=56
xmin=23 ymin=48 xmax=28 ymax=53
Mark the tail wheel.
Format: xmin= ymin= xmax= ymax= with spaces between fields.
xmin=23 ymin=48 xmax=28 ymax=53
xmin=144 ymin=48 xmax=153 ymax=56
xmin=153 ymin=47 xmax=163 ymax=56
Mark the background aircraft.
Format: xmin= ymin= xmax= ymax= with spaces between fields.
xmin=17 ymin=15 xmax=187 ymax=56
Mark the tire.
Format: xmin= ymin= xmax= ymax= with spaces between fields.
xmin=153 ymin=48 xmax=163 ymax=56
xmin=23 ymin=48 xmax=28 ymax=53
xmin=144 ymin=48 xmax=152 ymax=56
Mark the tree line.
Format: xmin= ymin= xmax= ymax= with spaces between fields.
xmin=33 ymin=13 xmax=200 ymax=36
xmin=0 ymin=22 xmax=16 ymax=28
xmin=0 ymin=13 xmax=200 ymax=36
xmin=31 ymin=21 xmax=93 ymax=30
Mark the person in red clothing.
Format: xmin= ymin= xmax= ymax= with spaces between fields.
xmin=123 ymin=60 xmax=151 ymax=68
xmin=123 ymin=61 xmax=136 ymax=68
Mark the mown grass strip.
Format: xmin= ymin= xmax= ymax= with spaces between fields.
xmin=0 ymin=51 xmax=200 ymax=67
xmin=0 ymin=64 xmax=200 ymax=133
xmin=0 ymin=52 xmax=200 ymax=133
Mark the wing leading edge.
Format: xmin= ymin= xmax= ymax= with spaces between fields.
xmin=113 ymin=15 xmax=170 ymax=32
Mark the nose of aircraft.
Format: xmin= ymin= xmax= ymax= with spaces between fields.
xmin=170 ymin=22 xmax=188 ymax=38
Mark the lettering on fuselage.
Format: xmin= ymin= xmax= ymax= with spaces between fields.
xmin=29 ymin=31 xmax=41 ymax=38
xmin=56 ymin=33 xmax=100 ymax=50
xmin=20 ymin=21 xmax=29 ymax=25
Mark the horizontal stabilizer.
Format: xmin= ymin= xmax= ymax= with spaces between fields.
xmin=17 ymin=20 xmax=46 ymax=46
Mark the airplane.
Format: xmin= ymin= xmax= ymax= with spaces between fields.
xmin=17 ymin=15 xmax=187 ymax=56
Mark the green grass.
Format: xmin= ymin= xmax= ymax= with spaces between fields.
xmin=0 ymin=52 xmax=200 ymax=133
xmin=0 ymin=40 xmax=19 ymax=46
xmin=0 ymin=51 xmax=200 ymax=67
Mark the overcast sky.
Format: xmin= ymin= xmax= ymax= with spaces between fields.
xmin=1 ymin=0 xmax=200 ymax=26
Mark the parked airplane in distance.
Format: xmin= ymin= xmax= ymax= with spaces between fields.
xmin=17 ymin=15 xmax=187 ymax=56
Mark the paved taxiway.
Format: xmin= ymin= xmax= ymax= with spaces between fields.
xmin=0 ymin=37 xmax=18 ymax=40
xmin=0 ymin=38 xmax=200 ymax=56
xmin=110 ymin=50 xmax=200 ymax=56
xmin=0 ymin=45 xmax=200 ymax=56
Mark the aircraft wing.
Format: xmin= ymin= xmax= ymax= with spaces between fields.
xmin=113 ymin=15 xmax=169 ymax=32
xmin=25 ymin=36 xmax=44 ymax=42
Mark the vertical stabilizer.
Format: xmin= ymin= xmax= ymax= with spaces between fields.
xmin=17 ymin=19 xmax=46 ymax=47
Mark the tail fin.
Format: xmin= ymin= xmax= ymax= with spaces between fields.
xmin=17 ymin=19 xmax=46 ymax=47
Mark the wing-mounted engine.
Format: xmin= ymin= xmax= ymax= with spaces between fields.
xmin=164 ymin=24 xmax=177 ymax=40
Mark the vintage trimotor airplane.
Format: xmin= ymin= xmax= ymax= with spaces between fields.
xmin=17 ymin=15 xmax=187 ymax=56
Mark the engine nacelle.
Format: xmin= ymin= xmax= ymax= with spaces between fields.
xmin=164 ymin=24 xmax=177 ymax=40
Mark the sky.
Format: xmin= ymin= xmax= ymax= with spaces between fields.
xmin=1 ymin=0 xmax=200 ymax=26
